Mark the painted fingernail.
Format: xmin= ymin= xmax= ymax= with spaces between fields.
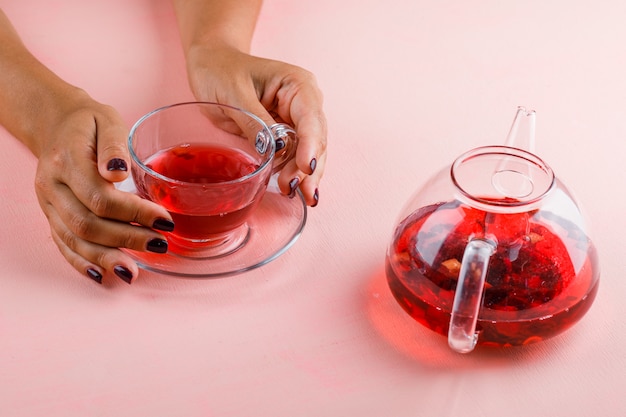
xmin=312 ymin=188 xmax=319 ymax=207
xmin=114 ymin=265 xmax=133 ymax=284
xmin=288 ymin=177 xmax=300 ymax=198
xmin=276 ymin=139 xmax=286 ymax=151
xmin=86 ymin=268 xmax=103 ymax=284
xmin=309 ymin=158 xmax=317 ymax=174
xmin=147 ymin=238 xmax=168 ymax=254
xmin=152 ymin=218 xmax=175 ymax=232
xmin=107 ymin=158 xmax=128 ymax=171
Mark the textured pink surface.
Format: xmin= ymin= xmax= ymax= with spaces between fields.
xmin=1 ymin=0 xmax=625 ymax=415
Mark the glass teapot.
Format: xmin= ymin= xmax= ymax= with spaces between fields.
xmin=385 ymin=107 xmax=600 ymax=353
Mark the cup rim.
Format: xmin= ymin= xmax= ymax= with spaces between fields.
xmin=128 ymin=101 xmax=276 ymax=187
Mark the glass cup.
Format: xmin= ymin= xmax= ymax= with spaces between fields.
xmin=128 ymin=102 xmax=298 ymax=258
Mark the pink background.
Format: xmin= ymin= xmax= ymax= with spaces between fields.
xmin=1 ymin=0 xmax=625 ymax=415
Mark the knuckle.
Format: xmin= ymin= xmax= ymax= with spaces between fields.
xmin=127 ymin=202 xmax=144 ymax=225
xmin=100 ymin=103 xmax=118 ymax=115
xmin=101 ymin=141 xmax=128 ymax=157
xmin=34 ymin=156 xmax=65 ymax=193
xmin=68 ymin=211 xmax=95 ymax=240
xmin=87 ymin=190 xmax=111 ymax=218
xmin=287 ymin=71 xmax=314 ymax=91
xmin=95 ymin=249 xmax=118 ymax=270
xmin=120 ymin=230 xmax=141 ymax=250
xmin=58 ymin=223 xmax=80 ymax=251
xmin=314 ymin=111 xmax=328 ymax=142
xmin=33 ymin=171 xmax=51 ymax=196
xmin=51 ymin=233 xmax=84 ymax=272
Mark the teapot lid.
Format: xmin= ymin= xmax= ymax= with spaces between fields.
xmin=451 ymin=145 xmax=555 ymax=212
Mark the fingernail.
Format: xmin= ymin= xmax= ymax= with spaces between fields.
xmin=312 ymin=188 xmax=319 ymax=207
xmin=86 ymin=268 xmax=103 ymax=284
xmin=276 ymin=139 xmax=286 ymax=151
xmin=288 ymin=177 xmax=300 ymax=198
xmin=114 ymin=265 xmax=133 ymax=284
xmin=147 ymin=238 xmax=168 ymax=254
xmin=107 ymin=158 xmax=128 ymax=171
xmin=152 ymin=218 xmax=175 ymax=232
xmin=309 ymin=158 xmax=317 ymax=174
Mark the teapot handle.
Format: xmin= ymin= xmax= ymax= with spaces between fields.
xmin=448 ymin=238 xmax=495 ymax=353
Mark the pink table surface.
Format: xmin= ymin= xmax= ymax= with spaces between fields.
xmin=1 ymin=1 xmax=625 ymax=416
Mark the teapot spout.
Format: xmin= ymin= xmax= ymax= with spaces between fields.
xmin=489 ymin=107 xmax=539 ymax=200
xmin=505 ymin=106 xmax=536 ymax=153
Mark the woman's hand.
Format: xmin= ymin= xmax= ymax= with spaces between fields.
xmin=29 ymin=89 xmax=175 ymax=283
xmin=0 ymin=9 xmax=174 ymax=284
xmin=184 ymin=44 xmax=327 ymax=206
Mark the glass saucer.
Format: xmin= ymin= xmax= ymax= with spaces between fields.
xmin=116 ymin=177 xmax=307 ymax=278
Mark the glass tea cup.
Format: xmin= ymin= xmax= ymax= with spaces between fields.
xmin=128 ymin=101 xmax=298 ymax=258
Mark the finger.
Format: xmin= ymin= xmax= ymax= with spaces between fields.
xmin=257 ymin=64 xmax=326 ymax=176
xmin=94 ymin=106 xmax=132 ymax=183
xmin=57 ymin=158 xmax=174 ymax=231
xmin=232 ymin=84 xmax=323 ymax=197
xmin=285 ymin=83 xmax=327 ymax=177
xmin=50 ymin=226 xmax=105 ymax=284
xmin=48 ymin=209 xmax=140 ymax=284
xmin=276 ymin=150 xmax=326 ymax=206
xmin=227 ymin=92 xmax=280 ymax=146
xmin=297 ymin=151 xmax=326 ymax=206
xmin=51 ymin=228 xmax=104 ymax=284
xmin=205 ymin=68 xmax=282 ymax=142
xmin=301 ymin=179 xmax=320 ymax=207
xmin=47 ymin=181 xmax=171 ymax=252
xmin=272 ymin=79 xmax=327 ymax=205
xmin=72 ymin=118 xmax=174 ymax=230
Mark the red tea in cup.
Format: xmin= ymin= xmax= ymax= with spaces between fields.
xmin=142 ymin=143 xmax=264 ymax=243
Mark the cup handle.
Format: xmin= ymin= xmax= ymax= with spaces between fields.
xmin=269 ymin=123 xmax=299 ymax=174
xmin=448 ymin=238 xmax=495 ymax=353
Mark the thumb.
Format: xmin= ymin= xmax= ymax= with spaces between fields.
xmin=233 ymin=98 xmax=297 ymax=171
xmin=95 ymin=113 xmax=131 ymax=183
xmin=229 ymin=95 xmax=278 ymax=140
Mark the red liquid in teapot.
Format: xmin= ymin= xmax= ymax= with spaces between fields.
xmin=386 ymin=200 xmax=599 ymax=347
xmin=139 ymin=144 xmax=262 ymax=240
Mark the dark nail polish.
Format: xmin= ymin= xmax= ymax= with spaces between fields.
xmin=86 ymin=268 xmax=103 ymax=284
xmin=309 ymin=158 xmax=317 ymax=174
xmin=147 ymin=238 xmax=168 ymax=254
xmin=152 ymin=218 xmax=175 ymax=232
xmin=312 ymin=188 xmax=319 ymax=207
xmin=114 ymin=265 xmax=133 ymax=284
xmin=288 ymin=177 xmax=300 ymax=198
xmin=276 ymin=139 xmax=286 ymax=151
xmin=107 ymin=158 xmax=128 ymax=171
